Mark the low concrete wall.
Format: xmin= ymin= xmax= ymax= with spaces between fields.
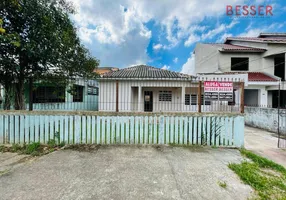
xmin=245 ymin=107 xmax=286 ymax=134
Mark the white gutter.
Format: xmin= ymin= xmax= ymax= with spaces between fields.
xmin=248 ymin=81 xmax=279 ymax=86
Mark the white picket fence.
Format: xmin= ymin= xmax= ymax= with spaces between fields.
xmin=0 ymin=113 xmax=244 ymax=147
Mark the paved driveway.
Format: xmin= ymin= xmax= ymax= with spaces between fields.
xmin=245 ymin=126 xmax=286 ymax=167
xmin=0 ymin=146 xmax=252 ymax=200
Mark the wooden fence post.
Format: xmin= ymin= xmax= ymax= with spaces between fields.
xmin=198 ymin=81 xmax=202 ymax=113
xmin=116 ymin=80 xmax=119 ymax=112
xmin=240 ymin=82 xmax=244 ymax=113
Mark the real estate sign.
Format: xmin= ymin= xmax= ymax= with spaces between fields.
xmin=204 ymin=81 xmax=233 ymax=101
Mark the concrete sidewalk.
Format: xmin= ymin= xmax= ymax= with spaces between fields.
xmin=245 ymin=126 xmax=286 ymax=167
xmin=0 ymin=146 xmax=252 ymax=200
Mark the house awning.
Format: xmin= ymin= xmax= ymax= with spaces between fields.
xmin=224 ymin=72 xmax=280 ymax=86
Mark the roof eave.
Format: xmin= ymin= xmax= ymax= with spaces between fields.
xmin=98 ymin=77 xmax=195 ymax=81
xmin=225 ymin=38 xmax=286 ymax=44
xmin=219 ymin=49 xmax=266 ymax=53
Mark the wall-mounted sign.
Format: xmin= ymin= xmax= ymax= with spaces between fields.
xmin=87 ymin=87 xmax=98 ymax=95
xmin=204 ymin=81 xmax=233 ymax=101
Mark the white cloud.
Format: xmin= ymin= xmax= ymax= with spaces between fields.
xmin=69 ymin=0 xmax=151 ymax=67
xmin=184 ymin=34 xmax=200 ymax=47
xmin=162 ymin=65 xmax=170 ymax=70
xmin=153 ymin=43 xmax=163 ymax=50
xmin=239 ymin=28 xmax=265 ymax=37
xmin=181 ymin=53 xmax=195 ymax=75
xmin=201 ymin=19 xmax=239 ymax=41
xmin=238 ymin=22 xmax=286 ymax=37
xmin=216 ymin=33 xmax=233 ymax=43
xmin=173 ymin=57 xmax=178 ymax=63
xmin=68 ymin=0 xmax=247 ymax=67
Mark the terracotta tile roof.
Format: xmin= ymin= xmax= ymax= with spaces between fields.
xmin=100 ymin=65 xmax=192 ymax=79
xmin=225 ymin=72 xmax=279 ymax=82
xmin=209 ymin=43 xmax=266 ymax=52
xmin=225 ymin=37 xmax=286 ymax=43
xmin=248 ymin=72 xmax=278 ymax=82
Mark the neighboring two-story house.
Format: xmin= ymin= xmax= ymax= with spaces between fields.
xmin=195 ymin=33 xmax=285 ymax=108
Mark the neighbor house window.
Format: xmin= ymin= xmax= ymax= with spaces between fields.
xmin=191 ymin=94 xmax=197 ymax=105
xmin=231 ymin=57 xmax=249 ymax=71
xmin=159 ymin=91 xmax=172 ymax=102
xmin=185 ymin=94 xmax=190 ymax=105
xmin=33 ymin=86 xmax=65 ymax=103
xmin=274 ymin=57 xmax=285 ymax=81
xmin=73 ymin=85 xmax=84 ymax=102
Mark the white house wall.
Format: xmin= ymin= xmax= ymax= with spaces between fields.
xmin=99 ymin=80 xmax=240 ymax=112
xmin=219 ymin=52 xmax=262 ymax=72
xmin=99 ymin=80 xmax=116 ymax=111
xmin=195 ymin=44 xmax=219 ymax=74
xmin=194 ymin=42 xmax=286 ymax=78
xmin=99 ymin=80 xmax=198 ymax=112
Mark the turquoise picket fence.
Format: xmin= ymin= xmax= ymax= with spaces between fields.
xmin=0 ymin=112 xmax=244 ymax=147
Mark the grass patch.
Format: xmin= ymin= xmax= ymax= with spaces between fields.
xmin=25 ymin=142 xmax=41 ymax=154
xmin=0 ymin=140 xmax=65 ymax=156
xmin=240 ymin=149 xmax=286 ymax=175
xmin=218 ymin=181 xmax=227 ymax=188
xmin=229 ymin=149 xmax=286 ymax=200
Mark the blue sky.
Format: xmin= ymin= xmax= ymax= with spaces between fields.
xmin=69 ymin=0 xmax=286 ymax=74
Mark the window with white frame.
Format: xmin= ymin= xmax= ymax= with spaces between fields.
xmin=159 ymin=91 xmax=172 ymax=102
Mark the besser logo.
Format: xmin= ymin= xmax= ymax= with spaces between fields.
xmin=226 ymin=5 xmax=273 ymax=17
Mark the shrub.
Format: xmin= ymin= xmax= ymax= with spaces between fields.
xmin=59 ymin=141 xmax=66 ymax=148
xmin=25 ymin=142 xmax=41 ymax=154
xmin=11 ymin=144 xmax=22 ymax=152
xmin=0 ymin=145 xmax=4 ymax=152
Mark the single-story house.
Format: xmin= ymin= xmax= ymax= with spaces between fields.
xmin=0 ymin=78 xmax=99 ymax=111
xmin=98 ymin=65 xmax=246 ymax=112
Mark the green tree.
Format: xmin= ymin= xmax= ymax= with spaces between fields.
xmin=0 ymin=0 xmax=99 ymax=110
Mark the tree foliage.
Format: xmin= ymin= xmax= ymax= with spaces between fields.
xmin=0 ymin=0 xmax=99 ymax=109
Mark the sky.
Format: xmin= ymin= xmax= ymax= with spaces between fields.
xmin=68 ymin=0 xmax=286 ymax=75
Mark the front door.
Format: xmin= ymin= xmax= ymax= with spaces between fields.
xmin=144 ymin=91 xmax=153 ymax=112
